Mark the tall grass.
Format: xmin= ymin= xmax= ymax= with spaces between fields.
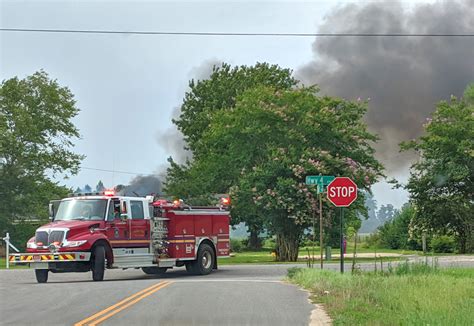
xmin=288 ymin=264 xmax=474 ymax=325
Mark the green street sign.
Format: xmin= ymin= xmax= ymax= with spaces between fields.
xmin=305 ymin=175 xmax=335 ymax=193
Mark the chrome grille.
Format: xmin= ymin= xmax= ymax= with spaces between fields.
xmin=49 ymin=230 xmax=65 ymax=244
xmin=35 ymin=230 xmax=66 ymax=245
xmin=35 ymin=231 xmax=48 ymax=244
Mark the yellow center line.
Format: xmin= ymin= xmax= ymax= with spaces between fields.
xmin=74 ymin=281 xmax=172 ymax=326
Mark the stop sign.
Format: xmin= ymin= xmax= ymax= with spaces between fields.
xmin=327 ymin=177 xmax=358 ymax=207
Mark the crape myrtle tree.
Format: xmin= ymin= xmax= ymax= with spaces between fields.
xmin=167 ymin=63 xmax=298 ymax=248
xmin=0 ymin=71 xmax=82 ymax=248
xmin=187 ymin=86 xmax=383 ymax=261
xmin=401 ymin=84 xmax=474 ymax=253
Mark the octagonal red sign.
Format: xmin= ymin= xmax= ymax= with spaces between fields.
xmin=327 ymin=177 xmax=358 ymax=207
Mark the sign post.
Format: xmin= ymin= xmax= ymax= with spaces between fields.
xmin=305 ymin=175 xmax=334 ymax=269
xmin=326 ymin=177 xmax=358 ymax=273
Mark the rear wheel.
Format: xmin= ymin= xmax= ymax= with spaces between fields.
xmin=91 ymin=246 xmax=105 ymax=281
xmin=187 ymin=243 xmax=215 ymax=275
xmin=142 ymin=267 xmax=168 ymax=275
xmin=35 ymin=269 xmax=48 ymax=283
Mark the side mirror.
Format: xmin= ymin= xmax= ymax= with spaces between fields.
xmin=48 ymin=203 xmax=55 ymax=221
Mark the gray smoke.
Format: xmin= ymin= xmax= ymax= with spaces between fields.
xmin=157 ymin=59 xmax=222 ymax=164
xmin=297 ymin=0 xmax=474 ymax=172
xmin=121 ymin=175 xmax=162 ymax=197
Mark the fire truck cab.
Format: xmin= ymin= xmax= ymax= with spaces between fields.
xmin=9 ymin=192 xmax=230 ymax=283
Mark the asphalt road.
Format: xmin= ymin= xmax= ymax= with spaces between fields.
xmin=0 ymin=264 xmax=314 ymax=326
xmin=1 ymin=257 xmax=472 ymax=326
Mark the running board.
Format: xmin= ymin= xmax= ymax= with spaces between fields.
xmin=112 ymin=254 xmax=155 ymax=268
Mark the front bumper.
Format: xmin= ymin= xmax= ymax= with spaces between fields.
xmin=9 ymin=252 xmax=91 ymax=265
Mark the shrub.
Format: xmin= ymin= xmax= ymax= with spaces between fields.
xmin=431 ymin=235 xmax=457 ymax=253
xmin=230 ymin=238 xmax=244 ymax=253
xmin=364 ymin=232 xmax=381 ymax=248
xmin=378 ymin=204 xmax=416 ymax=249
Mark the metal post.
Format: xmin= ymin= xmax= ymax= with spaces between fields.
xmin=340 ymin=208 xmax=344 ymax=274
xmin=5 ymin=234 xmax=9 ymax=269
xmin=312 ymin=207 xmax=316 ymax=268
xmin=319 ymin=193 xmax=323 ymax=269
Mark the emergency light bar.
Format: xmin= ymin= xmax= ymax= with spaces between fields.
xmin=68 ymin=190 xmax=116 ymax=197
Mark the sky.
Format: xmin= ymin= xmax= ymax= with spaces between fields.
xmin=1 ymin=0 xmax=462 ymax=209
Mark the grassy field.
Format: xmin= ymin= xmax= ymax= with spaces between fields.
xmin=288 ymin=263 xmax=474 ymax=325
xmin=0 ymin=258 xmax=28 ymax=269
xmin=217 ymin=248 xmax=405 ymax=265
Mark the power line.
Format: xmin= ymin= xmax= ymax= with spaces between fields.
xmin=1 ymin=28 xmax=473 ymax=37
xmin=81 ymin=166 xmax=166 ymax=177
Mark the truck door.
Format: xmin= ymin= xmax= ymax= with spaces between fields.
xmin=105 ymin=198 xmax=130 ymax=248
xmin=129 ymin=200 xmax=150 ymax=248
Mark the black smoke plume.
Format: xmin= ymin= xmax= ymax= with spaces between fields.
xmin=119 ymin=175 xmax=162 ymax=197
xmin=297 ymin=0 xmax=474 ymax=172
xmin=157 ymin=59 xmax=221 ymax=164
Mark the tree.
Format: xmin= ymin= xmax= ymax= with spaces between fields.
xmin=83 ymin=184 xmax=92 ymax=193
xmin=174 ymin=62 xmax=298 ymax=154
xmin=170 ymin=85 xmax=383 ymax=260
xmin=167 ymin=62 xmax=298 ymax=247
xmin=377 ymin=204 xmax=398 ymax=222
xmin=401 ymin=84 xmax=474 ymax=253
xmin=0 ymin=71 xmax=82 ymax=245
xmin=95 ymin=180 xmax=105 ymax=192
xmin=378 ymin=204 xmax=419 ymax=250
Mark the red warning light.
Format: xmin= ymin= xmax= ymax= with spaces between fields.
xmin=221 ymin=197 xmax=231 ymax=205
xmin=103 ymin=190 xmax=115 ymax=196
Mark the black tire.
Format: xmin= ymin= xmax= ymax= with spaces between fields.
xmin=35 ymin=269 xmax=48 ymax=283
xmin=189 ymin=243 xmax=215 ymax=275
xmin=91 ymin=246 xmax=105 ymax=281
xmin=142 ymin=267 xmax=168 ymax=275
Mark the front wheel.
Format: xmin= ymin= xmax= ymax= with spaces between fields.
xmin=35 ymin=269 xmax=48 ymax=283
xmin=91 ymin=246 xmax=105 ymax=281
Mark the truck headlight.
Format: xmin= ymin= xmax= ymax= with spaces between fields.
xmin=63 ymin=240 xmax=87 ymax=248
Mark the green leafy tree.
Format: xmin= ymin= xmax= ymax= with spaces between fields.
xmin=174 ymin=62 xmax=297 ymax=154
xmin=378 ymin=204 xmax=419 ymax=250
xmin=170 ymin=86 xmax=383 ymax=260
xmin=0 ymin=71 xmax=82 ymax=243
xmin=167 ymin=62 xmax=297 ymax=248
xmin=401 ymin=84 xmax=474 ymax=253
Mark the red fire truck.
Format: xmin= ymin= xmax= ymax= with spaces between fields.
xmin=8 ymin=191 xmax=230 ymax=283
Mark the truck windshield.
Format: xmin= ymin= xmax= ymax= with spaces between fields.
xmin=55 ymin=199 xmax=108 ymax=221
